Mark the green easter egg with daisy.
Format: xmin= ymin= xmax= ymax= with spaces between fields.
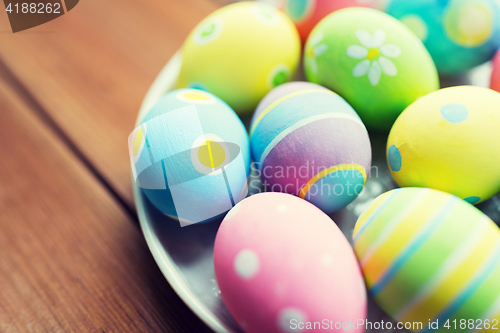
xmin=304 ymin=7 xmax=439 ymax=130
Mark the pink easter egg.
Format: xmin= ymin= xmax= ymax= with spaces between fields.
xmin=491 ymin=49 xmax=500 ymax=93
xmin=277 ymin=0 xmax=378 ymax=42
xmin=214 ymin=192 xmax=367 ymax=333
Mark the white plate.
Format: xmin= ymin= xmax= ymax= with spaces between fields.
xmin=133 ymin=53 xmax=500 ymax=333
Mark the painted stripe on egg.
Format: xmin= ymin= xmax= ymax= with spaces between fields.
xmin=395 ymin=216 xmax=491 ymax=321
xmin=298 ymin=164 xmax=367 ymax=200
xmin=253 ymin=93 xmax=364 ymax=156
xmin=370 ymin=197 xmax=458 ymax=297
xmin=362 ymin=192 xmax=450 ymax=287
xmin=249 ymin=89 xmax=333 ymax=136
xmin=360 ymin=189 xmax=429 ymax=267
xmin=353 ymin=190 xmax=400 ymax=242
xmin=420 ymin=241 xmax=500 ymax=333
xmin=354 ymin=188 xmax=500 ymax=330
xmin=258 ymin=112 xmax=365 ymax=167
xmin=466 ymin=263 xmax=500 ymax=326
xmin=475 ymin=293 xmax=500 ymax=332
xmin=352 ymin=195 xmax=387 ymax=239
xmin=438 ymin=242 xmax=500 ymax=321
xmin=398 ymin=219 xmax=499 ymax=324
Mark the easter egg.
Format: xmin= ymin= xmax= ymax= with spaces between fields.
xmin=387 ymin=86 xmax=500 ymax=205
xmin=177 ymin=2 xmax=301 ymax=115
xmin=304 ymin=7 xmax=439 ymax=130
xmin=267 ymin=0 xmax=379 ymax=43
xmin=386 ymin=0 xmax=500 ymax=75
xmin=215 ymin=192 xmax=367 ymax=333
xmin=491 ymin=49 xmax=500 ymax=92
xmin=353 ymin=187 xmax=500 ymax=331
xmin=250 ymin=82 xmax=371 ymax=214
xmin=132 ymin=88 xmax=251 ymax=225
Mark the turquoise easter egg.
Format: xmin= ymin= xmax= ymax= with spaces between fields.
xmin=130 ymin=89 xmax=251 ymax=225
xmin=386 ymin=0 xmax=500 ymax=74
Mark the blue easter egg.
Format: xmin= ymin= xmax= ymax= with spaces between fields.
xmin=386 ymin=0 xmax=500 ymax=74
xmin=132 ymin=89 xmax=250 ymax=225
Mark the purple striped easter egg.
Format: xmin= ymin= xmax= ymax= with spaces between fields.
xmin=250 ymin=82 xmax=371 ymax=213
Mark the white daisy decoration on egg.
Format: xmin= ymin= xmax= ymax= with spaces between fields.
xmin=305 ymin=32 xmax=328 ymax=80
xmin=347 ymin=29 xmax=401 ymax=86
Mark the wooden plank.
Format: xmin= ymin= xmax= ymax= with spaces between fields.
xmin=0 ymin=0 xmax=221 ymax=208
xmin=0 ymin=74 xmax=210 ymax=331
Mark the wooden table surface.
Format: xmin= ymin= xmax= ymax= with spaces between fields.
xmin=0 ymin=0 xmax=224 ymax=331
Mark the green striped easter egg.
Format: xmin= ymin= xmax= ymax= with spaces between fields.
xmin=353 ymin=187 xmax=500 ymax=332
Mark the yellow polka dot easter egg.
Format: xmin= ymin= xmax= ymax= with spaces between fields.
xmin=387 ymin=86 xmax=500 ymax=205
xmin=177 ymin=2 xmax=301 ymax=115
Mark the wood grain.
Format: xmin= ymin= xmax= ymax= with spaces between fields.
xmin=0 ymin=74 xmax=210 ymax=332
xmin=0 ymin=0 xmax=221 ymax=209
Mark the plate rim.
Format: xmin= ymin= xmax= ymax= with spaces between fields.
xmin=133 ymin=51 xmax=233 ymax=333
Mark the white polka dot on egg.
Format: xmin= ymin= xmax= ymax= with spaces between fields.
xmin=277 ymin=204 xmax=288 ymax=212
xmin=234 ymin=249 xmax=260 ymax=279
xmin=278 ymin=307 xmax=307 ymax=333
xmin=252 ymin=3 xmax=281 ymax=26
xmin=320 ymin=254 xmax=334 ymax=267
